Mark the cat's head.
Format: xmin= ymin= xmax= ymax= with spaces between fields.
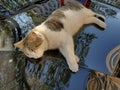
xmin=14 ymin=31 xmax=48 ymax=59
xmin=84 ymin=8 xmax=106 ymax=30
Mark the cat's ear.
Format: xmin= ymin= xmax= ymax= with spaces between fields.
xmin=31 ymin=31 xmax=37 ymax=36
xmin=30 ymin=31 xmax=44 ymax=47
xmin=14 ymin=40 xmax=24 ymax=49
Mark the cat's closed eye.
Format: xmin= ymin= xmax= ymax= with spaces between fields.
xmin=28 ymin=47 xmax=34 ymax=52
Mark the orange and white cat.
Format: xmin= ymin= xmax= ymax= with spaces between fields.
xmin=14 ymin=0 xmax=106 ymax=72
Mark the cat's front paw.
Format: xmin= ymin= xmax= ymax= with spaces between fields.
xmin=69 ymin=63 xmax=79 ymax=72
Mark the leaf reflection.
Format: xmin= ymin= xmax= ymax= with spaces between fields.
xmin=75 ymin=32 xmax=97 ymax=67
xmin=91 ymin=1 xmax=117 ymax=17
xmin=14 ymin=51 xmax=71 ymax=90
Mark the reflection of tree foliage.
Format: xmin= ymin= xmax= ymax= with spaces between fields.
xmin=0 ymin=21 xmax=14 ymax=48
xmin=0 ymin=0 xmax=43 ymax=11
xmin=13 ymin=12 xmax=35 ymax=37
xmin=0 ymin=21 xmax=13 ymax=35
xmin=91 ymin=1 xmax=117 ymax=17
xmin=14 ymin=52 xmax=31 ymax=90
xmin=0 ymin=5 xmax=14 ymax=20
xmin=75 ymin=32 xmax=97 ymax=67
xmin=14 ymin=52 xmax=71 ymax=90
xmin=0 ymin=19 xmax=21 ymax=50
xmin=27 ymin=10 xmax=47 ymax=25
xmin=39 ymin=58 xmax=71 ymax=90
xmin=0 ymin=0 xmax=47 ymax=20
xmin=96 ymin=0 xmax=120 ymax=9
xmin=0 ymin=0 xmax=60 ymax=20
